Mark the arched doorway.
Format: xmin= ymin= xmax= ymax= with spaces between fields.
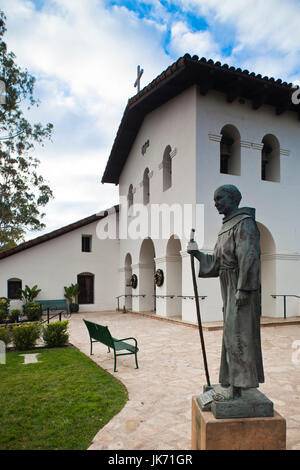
xmin=7 ymin=278 xmax=22 ymax=300
xmin=139 ymin=238 xmax=156 ymax=311
xmin=166 ymin=235 xmax=182 ymax=318
xmin=77 ymin=272 xmax=94 ymax=305
xmin=124 ymin=253 xmax=133 ymax=310
xmin=257 ymin=223 xmax=276 ymax=316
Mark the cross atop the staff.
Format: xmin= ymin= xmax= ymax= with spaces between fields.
xmin=134 ymin=65 xmax=144 ymax=93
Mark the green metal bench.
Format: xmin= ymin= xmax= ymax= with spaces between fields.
xmin=83 ymin=319 xmax=139 ymax=372
xmin=36 ymin=299 xmax=69 ymax=323
xmin=36 ymin=299 xmax=68 ymax=311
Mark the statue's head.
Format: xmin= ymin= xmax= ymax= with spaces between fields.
xmin=214 ymin=185 xmax=242 ymax=216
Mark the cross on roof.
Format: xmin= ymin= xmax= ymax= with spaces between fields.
xmin=134 ymin=65 xmax=144 ymax=93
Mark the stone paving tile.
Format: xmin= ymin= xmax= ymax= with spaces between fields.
xmin=69 ymin=311 xmax=300 ymax=450
xmin=19 ymin=353 xmax=40 ymax=364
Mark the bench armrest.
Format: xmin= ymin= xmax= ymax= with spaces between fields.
xmin=114 ymin=337 xmax=138 ymax=347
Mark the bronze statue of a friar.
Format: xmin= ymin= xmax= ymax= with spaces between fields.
xmin=188 ymin=185 xmax=271 ymax=418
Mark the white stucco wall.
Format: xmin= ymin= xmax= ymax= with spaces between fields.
xmin=5 ymin=81 xmax=298 ymax=324
xmin=196 ymin=89 xmax=300 ymax=319
xmin=0 ymin=215 xmax=120 ymax=313
xmin=118 ymin=86 xmax=198 ymax=318
xmin=115 ymin=84 xmax=300 ymax=322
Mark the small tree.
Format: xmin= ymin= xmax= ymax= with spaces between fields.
xmin=0 ymin=10 xmax=54 ymax=251
xmin=21 ymin=285 xmax=41 ymax=303
xmin=21 ymin=285 xmax=42 ymax=321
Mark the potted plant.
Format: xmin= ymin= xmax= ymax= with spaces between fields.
xmin=21 ymin=285 xmax=41 ymax=303
xmin=21 ymin=285 xmax=42 ymax=321
xmin=64 ymin=284 xmax=80 ymax=313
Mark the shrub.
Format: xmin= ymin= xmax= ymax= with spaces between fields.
xmin=42 ymin=321 xmax=69 ymax=348
xmin=0 ymin=297 xmax=10 ymax=309
xmin=0 ymin=327 xmax=12 ymax=345
xmin=12 ymin=323 xmax=41 ymax=351
xmin=0 ymin=309 xmax=7 ymax=324
xmin=9 ymin=309 xmax=21 ymax=323
xmin=24 ymin=302 xmax=42 ymax=321
xmin=0 ymin=297 xmax=9 ymax=323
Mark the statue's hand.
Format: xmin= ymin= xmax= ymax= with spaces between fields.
xmin=187 ymin=241 xmax=199 ymax=254
xmin=235 ymin=290 xmax=250 ymax=306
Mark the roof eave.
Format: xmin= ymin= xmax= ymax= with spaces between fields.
xmin=101 ymin=54 xmax=299 ymax=185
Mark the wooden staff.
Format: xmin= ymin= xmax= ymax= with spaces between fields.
xmin=189 ymin=228 xmax=211 ymax=387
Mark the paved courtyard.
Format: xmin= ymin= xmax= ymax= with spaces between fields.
xmin=68 ymin=311 xmax=300 ymax=450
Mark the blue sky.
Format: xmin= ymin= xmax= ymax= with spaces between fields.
xmin=1 ymin=0 xmax=300 ymax=238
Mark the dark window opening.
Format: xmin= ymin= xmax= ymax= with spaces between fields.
xmin=128 ymin=184 xmax=133 ymax=208
xmin=7 ymin=280 xmax=22 ymax=299
xmin=220 ymin=136 xmax=234 ymax=174
xmin=82 ymin=235 xmax=92 ymax=252
xmin=163 ymin=146 xmax=172 ymax=191
xmin=261 ymin=143 xmax=272 ymax=181
xmin=77 ymin=274 xmax=94 ymax=304
xmin=143 ymin=168 xmax=150 ymax=205
xmin=261 ymin=135 xmax=280 ymax=182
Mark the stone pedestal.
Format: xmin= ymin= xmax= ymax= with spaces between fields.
xmin=192 ymin=396 xmax=286 ymax=450
xmin=201 ymin=384 xmax=274 ymax=419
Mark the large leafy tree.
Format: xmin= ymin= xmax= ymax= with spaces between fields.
xmin=0 ymin=10 xmax=53 ymax=251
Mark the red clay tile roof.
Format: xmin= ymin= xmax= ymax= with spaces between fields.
xmin=0 ymin=205 xmax=119 ymax=260
xmin=102 ymin=53 xmax=299 ymax=184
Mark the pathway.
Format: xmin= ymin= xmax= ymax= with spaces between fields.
xmin=68 ymin=311 xmax=300 ymax=450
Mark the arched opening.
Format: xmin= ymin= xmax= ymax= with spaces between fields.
xmin=257 ymin=222 xmax=276 ymax=316
xmin=261 ymin=134 xmax=280 ymax=182
xmin=127 ymin=184 xmax=133 ymax=208
xmin=139 ymin=238 xmax=156 ymax=312
xmin=124 ymin=253 xmax=133 ymax=310
xmin=77 ymin=272 xmax=94 ymax=304
xmin=7 ymin=278 xmax=22 ymax=300
xmin=220 ymin=125 xmax=241 ymax=175
xmin=163 ymin=145 xmax=172 ymax=191
xmin=143 ymin=168 xmax=150 ymax=205
xmin=166 ymin=236 xmax=182 ymax=318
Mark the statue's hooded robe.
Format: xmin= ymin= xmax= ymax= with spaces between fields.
xmin=198 ymin=207 xmax=264 ymax=388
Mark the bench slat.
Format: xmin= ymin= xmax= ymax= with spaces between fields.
xmin=37 ymin=300 xmax=68 ymax=311
xmin=84 ymin=319 xmax=114 ymax=348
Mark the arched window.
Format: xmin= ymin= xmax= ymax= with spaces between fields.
xmin=143 ymin=168 xmax=150 ymax=205
xmin=124 ymin=253 xmax=133 ymax=310
xmin=127 ymin=184 xmax=133 ymax=208
xmin=7 ymin=278 xmax=22 ymax=299
xmin=261 ymin=135 xmax=280 ymax=182
xmin=163 ymin=145 xmax=172 ymax=191
xmin=220 ymin=125 xmax=241 ymax=175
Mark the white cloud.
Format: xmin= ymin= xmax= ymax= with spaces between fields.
xmin=169 ymin=20 xmax=221 ymax=60
xmin=4 ymin=0 xmax=168 ymax=104
xmin=171 ymin=0 xmax=300 ymax=80
xmin=0 ymin=0 xmax=172 ymax=237
xmin=1 ymin=0 xmax=300 ymax=241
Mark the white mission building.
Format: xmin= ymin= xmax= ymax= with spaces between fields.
xmin=1 ymin=54 xmax=300 ymax=323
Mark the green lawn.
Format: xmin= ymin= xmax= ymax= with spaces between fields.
xmin=0 ymin=347 xmax=128 ymax=450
